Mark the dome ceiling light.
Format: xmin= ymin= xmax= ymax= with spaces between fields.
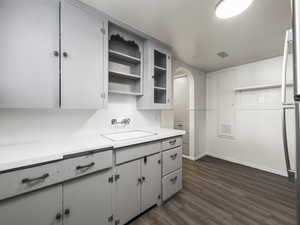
xmin=215 ymin=0 xmax=254 ymax=19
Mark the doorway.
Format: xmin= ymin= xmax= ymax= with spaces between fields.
xmin=173 ymin=68 xmax=195 ymax=159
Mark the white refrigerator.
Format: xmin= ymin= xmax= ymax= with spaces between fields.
xmin=284 ymin=1 xmax=300 ymax=224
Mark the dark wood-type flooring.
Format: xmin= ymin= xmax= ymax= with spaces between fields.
xmin=129 ymin=156 xmax=297 ymax=225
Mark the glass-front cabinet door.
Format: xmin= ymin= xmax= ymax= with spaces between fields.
xmin=137 ymin=41 xmax=172 ymax=110
xmin=153 ymin=50 xmax=167 ymax=104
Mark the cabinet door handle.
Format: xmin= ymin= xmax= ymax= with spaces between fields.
xmin=137 ymin=178 xmax=142 ymax=185
xmin=142 ymin=176 xmax=146 ymax=183
xmin=64 ymin=209 xmax=71 ymax=216
xmin=21 ymin=173 xmax=49 ymax=184
xmin=63 ymin=52 xmax=68 ymax=58
xmin=53 ymin=50 xmax=59 ymax=57
xmin=55 ymin=213 xmax=62 ymax=221
xmin=76 ymin=162 xmax=95 ymax=170
xmin=170 ymin=153 xmax=178 ymax=160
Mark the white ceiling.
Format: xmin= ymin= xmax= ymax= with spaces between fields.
xmin=82 ymin=0 xmax=291 ymax=72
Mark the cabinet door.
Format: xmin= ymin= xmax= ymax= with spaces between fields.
xmin=0 ymin=0 xmax=60 ymax=108
xmin=165 ymin=53 xmax=172 ymax=107
xmin=115 ymin=160 xmax=141 ymax=225
xmin=141 ymin=153 xmax=162 ymax=212
xmin=0 ymin=185 xmax=62 ymax=225
xmin=63 ymin=170 xmax=113 ymax=225
xmin=61 ymin=1 xmax=107 ymax=109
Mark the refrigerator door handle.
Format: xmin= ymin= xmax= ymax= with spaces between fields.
xmin=282 ymin=108 xmax=296 ymax=182
xmin=281 ymin=29 xmax=296 ymax=182
xmin=282 ymin=30 xmax=293 ymax=105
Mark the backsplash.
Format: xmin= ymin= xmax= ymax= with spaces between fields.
xmin=0 ymin=95 xmax=161 ymax=146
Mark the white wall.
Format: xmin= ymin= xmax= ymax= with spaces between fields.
xmin=206 ymin=56 xmax=295 ymax=176
xmin=0 ymin=95 xmax=161 ymax=146
xmin=161 ymin=59 xmax=206 ymax=160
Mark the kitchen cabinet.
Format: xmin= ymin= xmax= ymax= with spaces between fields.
xmin=141 ymin=153 xmax=161 ymax=212
xmin=0 ymin=0 xmax=107 ymax=109
xmin=60 ymin=1 xmax=107 ymax=109
xmin=0 ymin=150 xmax=114 ymax=225
xmin=108 ymin=24 xmax=143 ymax=96
xmin=0 ymin=169 xmax=113 ymax=225
xmin=115 ymin=159 xmax=141 ymax=225
xmin=0 ymin=185 xmax=63 ymax=225
xmin=161 ymin=137 xmax=183 ymax=201
xmin=0 ymin=0 xmax=60 ymax=108
xmin=115 ymin=153 xmax=161 ymax=225
xmin=63 ymin=170 xmax=113 ymax=225
xmin=138 ymin=41 xmax=172 ymax=110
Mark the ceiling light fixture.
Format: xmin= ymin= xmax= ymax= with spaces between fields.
xmin=215 ymin=0 xmax=254 ymax=19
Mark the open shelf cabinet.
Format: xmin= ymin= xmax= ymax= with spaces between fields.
xmin=108 ymin=24 xmax=143 ymax=95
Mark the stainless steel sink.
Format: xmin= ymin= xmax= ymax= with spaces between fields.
xmin=101 ymin=130 xmax=157 ymax=141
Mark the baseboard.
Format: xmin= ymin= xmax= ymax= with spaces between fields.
xmin=182 ymin=153 xmax=206 ymax=161
xmin=207 ymin=153 xmax=287 ymax=177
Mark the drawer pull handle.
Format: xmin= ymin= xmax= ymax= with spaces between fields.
xmin=170 ymin=153 xmax=178 ymax=160
xmin=169 ymin=140 xmax=177 ymax=145
xmin=76 ymin=162 xmax=95 ymax=170
xmin=170 ymin=176 xmax=178 ymax=183
xmin=22 ymin=173 xmax=49 ymax=184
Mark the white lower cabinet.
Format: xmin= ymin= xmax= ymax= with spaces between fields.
xmin=63 ymin=169 xmax=113 ymax=225
xmin=141 ymin=153 xmax=162 ymax=212
xmin=0 ymin=169 xmax=113 ymax=225
xmin=0 ymin=185 xmax=63 ymax=225
xmin=115 ymin=153 xmax=162 ymax=225
xmin=115 ymin=159 xmax=141 ymax=225
xmin=161 ymin=137 xmax=183 ymax=201
xmin=0 ymin=137 xmax=183 ymax=225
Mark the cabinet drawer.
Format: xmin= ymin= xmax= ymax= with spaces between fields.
xmin=0 ymin=162 xmax=62 ymax=201
xmin=162 ymin=169 xmax=182 ymax=201
xmin=62 ymin=150 xmax=113 ymax=180
xmin=116 ymin=142 xmax=160 ymax=165
xmin=162 ymin=146 xmax=182 ymax=176
xmin=162 ymin=137 xmax=182 ymax=151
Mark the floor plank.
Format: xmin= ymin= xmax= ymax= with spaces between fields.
xmin=129 ymin=156 xmax=297 ymax=225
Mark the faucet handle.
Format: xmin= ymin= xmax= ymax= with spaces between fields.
xmin=111 ymin=119 xmax=117 ymax=125
xmin=121 ymin=118 xmax=131 ymax=125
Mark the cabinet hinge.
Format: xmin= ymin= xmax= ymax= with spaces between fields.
xmin=115 ymin=174 xmax=120 ymax=181
xmin=108 ymin=215 xmax=114 ymax=222
xmin=115 ymin=220 xmax=120 ymax=225
xmin=101 ymin=28 xmax=106 ymax=34
xmin=101 ymin=92 xmax=106 ymax=99
xmin=108 ymin=176 xmax=114 ymax=183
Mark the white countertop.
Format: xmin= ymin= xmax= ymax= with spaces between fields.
xmin=0 ymin=128 xmax=185 ymax=172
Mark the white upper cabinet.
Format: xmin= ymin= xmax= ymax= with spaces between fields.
xmin=108 ymin=24 xmax=143 ymax=96
xmin=60 ymin=1 xmax=107 ymax=109
xmin=0 ymin=0 xmax=107 ymax=109
xmin=137 ymin=41 xmax=172 ymax=110
xmin=0 ymin=0 xmax=60 ymax=108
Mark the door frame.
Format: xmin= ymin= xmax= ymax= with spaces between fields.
xmin=173 ymin=67 xmax=196 ymax=160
